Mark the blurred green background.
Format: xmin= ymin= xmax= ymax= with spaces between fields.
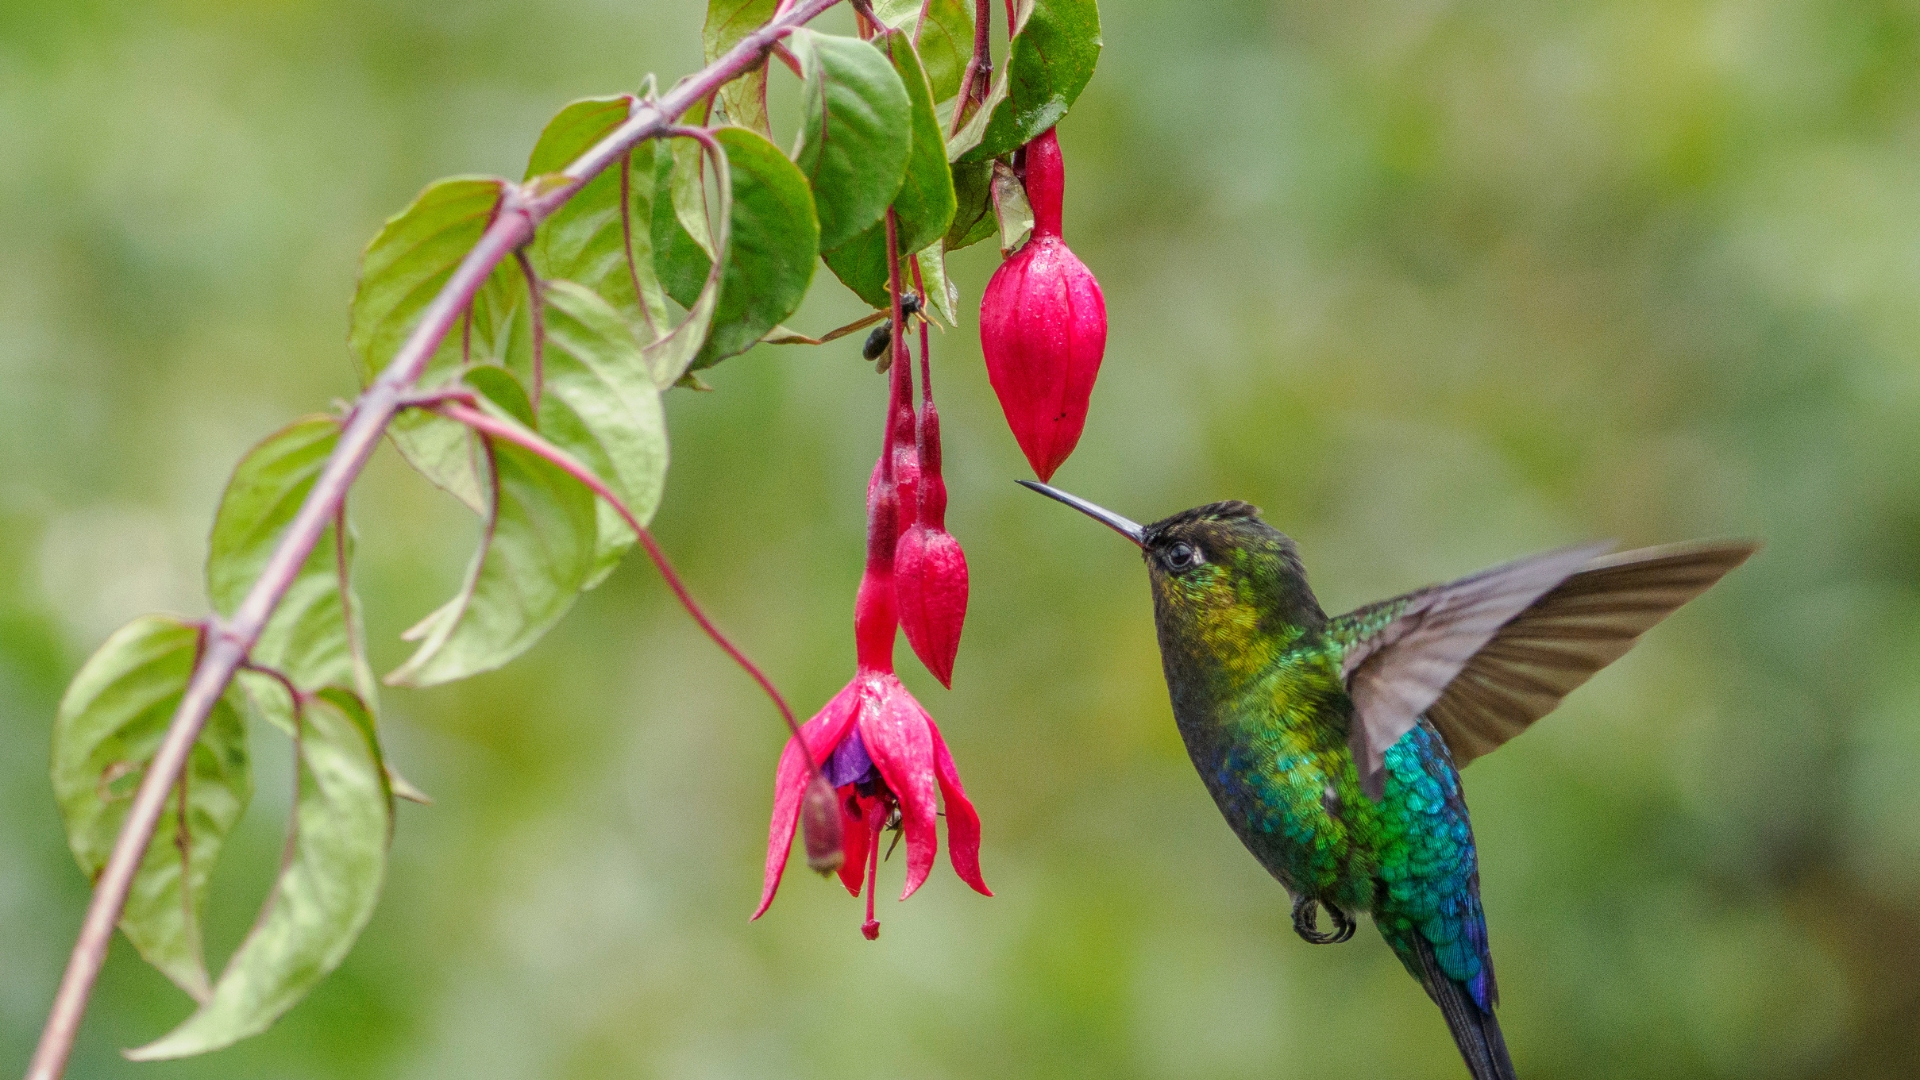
xmin=3 ymin=0 xmax=1918 ymax=1076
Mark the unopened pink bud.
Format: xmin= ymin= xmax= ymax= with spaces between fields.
xmin=895 ymin=524 xmax=969 ymax=687
xmin=979 ymin=128 xmax=1107 ymax=482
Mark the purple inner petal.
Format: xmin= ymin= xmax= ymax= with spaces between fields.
xmin=822 ymin=727 xmax=876 ymax=788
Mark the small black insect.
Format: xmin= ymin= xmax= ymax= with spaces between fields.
xmin=862 ymin=293 xmax=924 ymax=362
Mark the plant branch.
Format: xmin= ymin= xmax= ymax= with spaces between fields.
xmin=25 ymin=3 xmax=842 ymax=1076
xmin=950 ymin=0 xmax=994 ymax=136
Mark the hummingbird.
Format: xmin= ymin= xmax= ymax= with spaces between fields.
xmin=1019 ymin=480 xmax=1755 ymax=1080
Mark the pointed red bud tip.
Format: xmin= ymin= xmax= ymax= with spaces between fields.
xmin=800 ymin=775 xmax=845 ymax=874
xmin=979 ymin=128 xmax=1107 ymax=482
xmin=894 ymin=524 xmax=969 ymax=687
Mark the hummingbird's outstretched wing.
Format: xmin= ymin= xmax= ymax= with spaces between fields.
xmin=1332 ymin=544 xmax=1610 ymax=798
xmin=1331 ymin=540 xmax=1756 ymax=798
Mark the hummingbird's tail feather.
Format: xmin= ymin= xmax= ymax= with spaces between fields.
xmin=1414 ymin=935 xmax=1518 ymax=1080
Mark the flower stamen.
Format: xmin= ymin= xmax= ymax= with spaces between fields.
xmin=861 ymin=801 xmax=884 ymax=940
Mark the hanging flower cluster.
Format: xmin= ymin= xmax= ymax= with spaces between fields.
xmin=980 ymin=127 xmax=1109 ymax=482
xmin=755 ymin=222 xmax=989 ymax=939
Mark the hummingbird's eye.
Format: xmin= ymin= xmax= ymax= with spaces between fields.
xmin=1165 ymin=541 xmax=1200 ymax=571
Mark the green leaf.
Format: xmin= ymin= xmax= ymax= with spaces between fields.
xmin=991 ymin=158 xmax=1035 ymax=251
xmin=50 ymin=616 xmax=252 ymax=1002
xmin=348 ymin=177 xmax=508 ymax=512
xmin=705 ymin=0 xmax=779 ymax=136
xmin=642 ymin=133 xmax=733 ymax=389
xmin=206 ymin=417 xmax=368 ymax=696
xmin=127 ymin=688 xmax=391 ymax=1061
xmin=524 ymin=97 xmax=672 ymax=341
xmin=951 ymin=0 xmax=1102 ymax=164
xmin=690 ymin=126 xmax=820 ymax=371
xmin=822 ymin=31 xmax=956 ymax=307
xmin=465 ymin=364 xmax=537 ymax=427
xmin=881 ymin=29 xmax=958 ymax=254
xmin=944 ymin=159 xmax=996 ymax=250
xmin=821 ymin=227 xmax=891 ymax=309
xmin=651 ymin=135 xmax=713 ymax=311
xmin=520 ymin=281 xmax=669 ymax=584
xmin=874 ymin=0 xmax=974 ymax=103
xmin=385 ymin=373 xmax=600 ymax=688
xmin=916 ymin=244 xmax=960 ymax=326
xmin=788 ymin=29 xmax=913 ymax=251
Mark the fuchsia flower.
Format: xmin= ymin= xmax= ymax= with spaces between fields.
xmin=756 ymin=269 xmax=988 ymax=938
xmin=754 ymin=668 xmax=989 ymax=937
xmin=979 ymin=127 xmax=1108 ymax=482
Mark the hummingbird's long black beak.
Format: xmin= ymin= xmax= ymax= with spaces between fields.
xmin=1017 ymin=480 xmax=1146 ymax=547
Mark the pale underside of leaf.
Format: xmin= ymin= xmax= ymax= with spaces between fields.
xmin=127 ymin=688 xmax=390 ymax=1061
xmin=525 ymin=96 xmax=672 ymax=342
xmin=348 ymin=176 xmax=510 ymax=512
xmin=50 ymin=616 xmax=253 ymax=1002
xmin=385 ymin=388 xmax=600 ymax=688
xmin=706 ymin=0 xmax=779 ymax=136
xmin=527 ymin=280 xmax=669 ymax=584
xmin=207 ymin=416 xmax=363 ymax=692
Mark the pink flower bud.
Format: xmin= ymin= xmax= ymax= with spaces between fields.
xmin=894 ymin=401 xmax=968 ymax=686
xmin=895 ymin=524 xmax=968 ymax=687
xmin=979 ymin=128 xmax=1107 ymax=482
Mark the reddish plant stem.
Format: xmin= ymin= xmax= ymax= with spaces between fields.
xmin=908 ymin=258 xmax=933 ymax=403
xmin=433 ymin=402 xmax=815 ymax=777
xmin=950 ymin=0 xmax=995 ymax=136
xmin=25 ymin=4 xmax=843 ymax=1077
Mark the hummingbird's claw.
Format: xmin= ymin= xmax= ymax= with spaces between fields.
xmin=1292 ymin=894 xmax=1356 ymax=945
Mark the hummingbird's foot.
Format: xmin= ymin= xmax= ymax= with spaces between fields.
xmin=1291 ymin=895 xmax=1356 ymax=945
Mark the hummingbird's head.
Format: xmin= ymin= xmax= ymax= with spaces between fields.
xmin=1018 ymin=483 xmax=1327 ymax=679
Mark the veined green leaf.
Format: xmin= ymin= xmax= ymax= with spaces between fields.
xmin=385 ymin=372 xmax=600 ymax=688
xmin=690 ymin=126 xmax=820 ymax=371
xmin=206 ymin=417 xmax=368 ymax=696
xmin=50 ymin=616 xmax=252 ymax=1003
xmin=524 ymin=96 xmax=671 ymax=341
xmin=823 ymin=30 xmax=957 ymax=308
xmin=127 ymin=688 xmax=390 ymax=1061
xmin=705 ymin=0 xmax=779 ymax=136
xmin=951 ymin=0 xmax=1101 ymax=164
xmin=884 ymin=29 xmax=958 ymax=255
xmin=875 ymin=0 xmax=974 ymax=103
xmin=518 ymin=281 xmax=669 ymax=584
xmin=788 ymin=29 xmax=912 ymax=251
xmin=347 ymin=177 xmax=509 ymax=512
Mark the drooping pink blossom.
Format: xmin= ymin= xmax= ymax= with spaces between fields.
xmin=979 ymin=127 xmax=1107 ymax=481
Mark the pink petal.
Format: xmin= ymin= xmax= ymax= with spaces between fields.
xmin=928 ymin=718 xmax=991 ymax=896
xmin=836 ymin=790 xmax=870 ymax=897
xmin=752 ymin=681 xmax=862 ymax=920
xmin=856 ymin=676 xmax=939 ymax=900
